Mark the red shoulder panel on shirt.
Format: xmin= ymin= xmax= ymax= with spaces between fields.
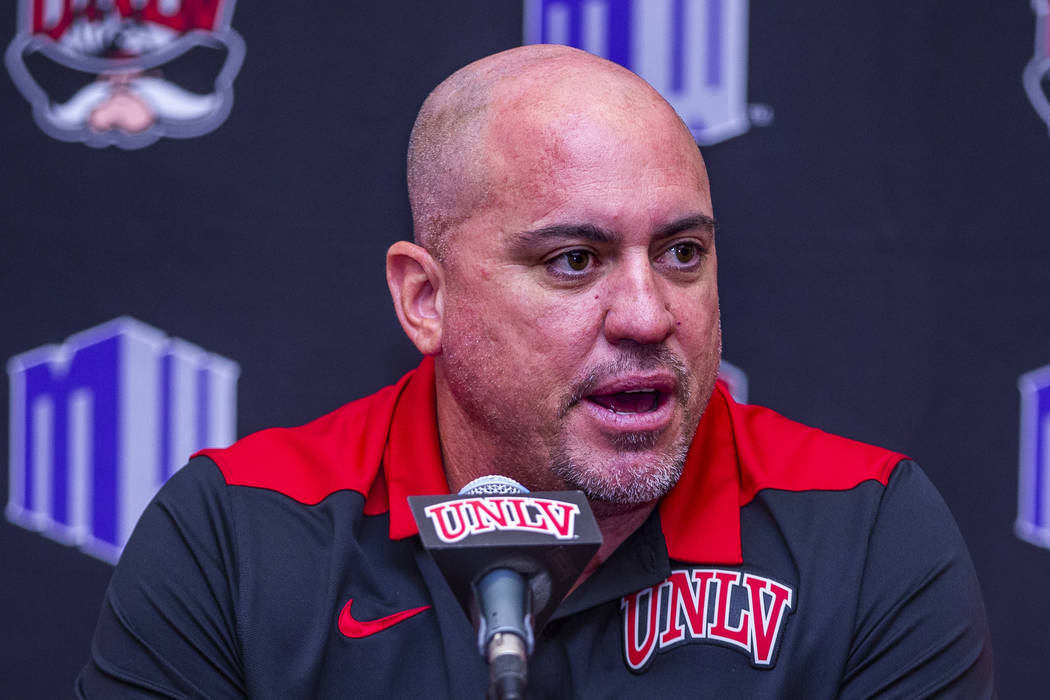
xmin=194 ymin=357 xmax=449 ymax=539
xmin=660 ymin=384 xmax=906 ymax=565
xmin=194 ymin=366 xmax=417 ymax=506
xmin=729 ymin=393 xmax=904 ymax=504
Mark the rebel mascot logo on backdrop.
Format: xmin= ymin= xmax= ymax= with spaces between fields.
xmin=6 ymin=0 xmax=244 ymax=148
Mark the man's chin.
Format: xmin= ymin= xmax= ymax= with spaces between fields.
xmin=607 ymin=429 xmax=663 ymax=452
xmin=550 ymin=442 xmax=688 ymax=506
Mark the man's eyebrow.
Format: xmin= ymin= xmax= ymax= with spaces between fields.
xmin=511 ymin=223 xmax=618 ymax=245
xmin=654 ymin=214 xmax=718 ymax=239
xmin=510 ymin=214 xmax=716 ymax=248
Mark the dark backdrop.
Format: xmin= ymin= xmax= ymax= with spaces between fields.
xmin=2 ymin=1 xmax=1048 ymax=697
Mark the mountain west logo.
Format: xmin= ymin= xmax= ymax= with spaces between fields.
xmin=6 ymin=0 xmax=244 ymax=148
xmin=621 ymin=568 xmax=794 ymax=671
xmin=7 ymin=317 xmax=239 ymax=562
xmin=1026 ymin=0 xmax=1050 ymax=135
xmin=423 ymin=496 xmax=581 ymax=543
xmin=1017 ymin=364 xmax=1050 ymax=549
xmin=524 ymin=0 xmax=764 ymax=145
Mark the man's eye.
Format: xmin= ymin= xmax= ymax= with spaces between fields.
xmin=565 ymin=250 xmax=591 ymax=271
xmin=672 ymin=244 xmax=696 ymax=263
xmin=664 ymin=243 xmax=702 ymax=267
xmin=548 ymin=249 xmax=595 ymax=275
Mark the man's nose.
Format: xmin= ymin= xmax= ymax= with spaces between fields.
xmin=601 ymin=257 xmax=676 ymax=345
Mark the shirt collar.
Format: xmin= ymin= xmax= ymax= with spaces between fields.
xmin=384 ymin=355 xmax=450 ymax=540
xmin=658 ymin=384 xmax=744 ymax=564
xmin=382 ymin=358 xmax=744 ymax=565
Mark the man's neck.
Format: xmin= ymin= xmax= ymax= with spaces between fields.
xmin=570 ymin=499 xmax=657 ymax=594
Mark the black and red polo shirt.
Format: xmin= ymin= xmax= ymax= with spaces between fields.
xmin=77 ymin=357 xmax=994 ymax=698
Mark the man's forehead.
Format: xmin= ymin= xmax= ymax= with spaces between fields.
xmin=484 ymin=124 xmax=709 ymax=218
xmin=482 ymin=71 xmax=704 ymax=176
xmin=468 ymin=101 xmax=712 ymax=245
xmin=488 ymin=68 xmax=663 ymax=135
xmin=486 ymin=93 xmax=696 ymax=164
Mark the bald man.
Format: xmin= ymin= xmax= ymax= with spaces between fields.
xmin=77 ymin=46 xmax=994 ymax=699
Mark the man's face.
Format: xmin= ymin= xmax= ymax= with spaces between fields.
xmin=435 ymin=93 xmax=721 ymax=505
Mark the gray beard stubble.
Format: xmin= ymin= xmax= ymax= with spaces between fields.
xmin=550 ymin=345 xmax=695 ymax=505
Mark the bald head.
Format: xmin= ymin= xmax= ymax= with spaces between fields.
xmin=406 ymin=45 xmax=701 ymax=258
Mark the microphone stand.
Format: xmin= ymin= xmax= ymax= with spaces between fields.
xmin=477 ymin=568 xmax=529 ymax=699
xmin=407 ymin=475 xmax=602 ymax=700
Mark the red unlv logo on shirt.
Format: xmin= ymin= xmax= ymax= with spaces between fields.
xmin=622 ymin=568 xmax=795 ymax=671
xmin=422 ymin=496 xmax=581 ymax=543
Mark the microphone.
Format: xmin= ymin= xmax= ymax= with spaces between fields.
xmin=408 ymin=475 xmax=602 ymax=700
xmin=462 ymin=476 xmax=531 ymax=700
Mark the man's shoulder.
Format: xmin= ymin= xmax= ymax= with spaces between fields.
xmin=195 ymin=368 xmax=417 ymax=504
xmin=660 ymin=387 xmax=909 ymax=563
xmin=720 ymin=389 xmax=907 ymax=501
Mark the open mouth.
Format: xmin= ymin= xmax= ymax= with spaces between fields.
xmin=586 ymin=389 xmax=662 ymax=414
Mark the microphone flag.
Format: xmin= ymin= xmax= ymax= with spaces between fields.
xmin=407 ymin=481 xmax=602 ymax=643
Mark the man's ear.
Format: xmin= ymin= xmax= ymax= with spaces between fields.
xmin=386 ymin=241 xmax=444 ymax=355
